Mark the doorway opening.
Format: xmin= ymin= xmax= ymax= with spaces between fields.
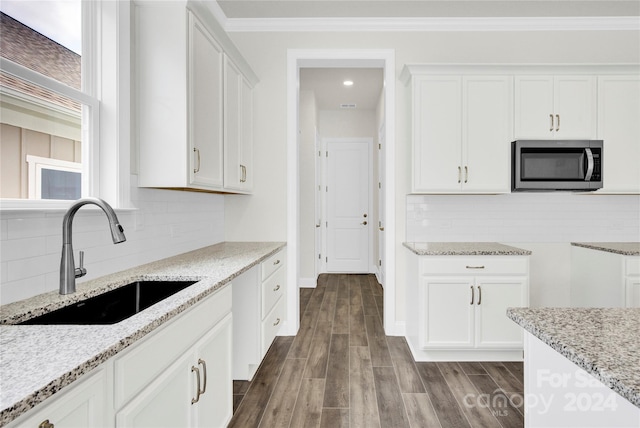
xmin=286 ymin=50 xmax=397 ymax=336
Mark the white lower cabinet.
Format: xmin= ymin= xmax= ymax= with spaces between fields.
xmin=6 ymin=367 xmax=110 ymax=428
xmin=116 ymin=313 xmax=232 ymax=428
xmin=233 ymin=248 xmax=286 ymax=380
xmin=407 ymin=253 xmax=529 ymax=361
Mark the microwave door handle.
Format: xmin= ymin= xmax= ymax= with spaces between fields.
xmin=584 ymin=148 xmax=594 ymax=181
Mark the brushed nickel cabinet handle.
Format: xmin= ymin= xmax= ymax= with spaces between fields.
xmin=477 ymin=285 xmax=482 ymax=305
xmin=458 ymin=166 xmax=462 ymax=183
xmin=550 ymin=114 xmax=554 ymax=131
xmin=466 ymin=265 xmax=485 ymax=269
xmin=555 ymin=114 xmax=560 ymax=131
xmin=39 ymin=420 xmax=55 ymax=428
xmin=191 ymin=366 xmax=201 ymax=404
xmin=273 ymin=318 xmax=281 ymax=326
xmin=193 ymin=148 xmax=201 ymax=174
xmin=273 ymin=259 xmax=281 ymax=266
xmin=470 ymin=285 xmax=474 ymax=305
xmin=198 ymin=359 xmax=207 ymax=395
xmin=273 ymin=284 xmax=281 ymax=291
xmin=464 ymin=166 xmax=468 ymax=183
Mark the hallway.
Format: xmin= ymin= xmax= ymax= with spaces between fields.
xmin=228 ymin=274 xmax=524 ymax=427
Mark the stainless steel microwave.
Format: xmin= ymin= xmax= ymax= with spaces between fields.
xmin=511 ymin=140 xmax=603 ymax=191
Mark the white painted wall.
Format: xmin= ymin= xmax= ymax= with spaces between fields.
xmin=0 ymin=178 xmax=225 ymax=304
xmin=224 ymin=29 xmax=639 ymax=327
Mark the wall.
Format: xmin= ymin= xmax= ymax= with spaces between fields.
xmin=0 ymin=179 xmax=224 ymax=304
xmin=223 ymin=29 xmax=639 ymax=327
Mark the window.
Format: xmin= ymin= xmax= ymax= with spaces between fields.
xmin=0 ymin=0 xmax=99 ymax=205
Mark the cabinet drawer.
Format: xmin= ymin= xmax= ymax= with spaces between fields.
xmin=419 ymin=256 xmax=528 ymax=275
xmin=262 ymin=266 xmax=286 ymax=319
xmin=114 ymin=286 xmax=232 ymax=408
xmin=261 ymin=297 xmax=284 ymax=356
xmin=262 ymin=249 xmax=285 ymax=280
xmin=626 ymin=257 xmax=640 ymax=276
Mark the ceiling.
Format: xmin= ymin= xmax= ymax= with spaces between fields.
xmin=216 ymin=1 xmax=640 ymax=19
xmin=300 ymin=68 xmax=383 ymax=110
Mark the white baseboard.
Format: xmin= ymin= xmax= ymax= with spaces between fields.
xmin=299 ymin=277 xmax=317 ymax=288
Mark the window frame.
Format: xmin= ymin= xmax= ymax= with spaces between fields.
xmin=0 ymin=0 xmax=130 ymax=211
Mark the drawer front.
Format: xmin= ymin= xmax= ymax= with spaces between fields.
xmin=419 ymin=256 xmax=528 ymax=275
xmin=262 ymin=265 xmax=286 ymax=319
xmin=261 ymin=297 xmax=284 ymax=356
xmin=626 ymin=257 xmax=640 ymax=276
xmin=262 ymin=249 xmax=286 ymax=281
xmin=114 ymin=285 xmax=232 ymax=409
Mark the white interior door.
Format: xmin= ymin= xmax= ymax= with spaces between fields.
xmin=326 ymin=139 xmax=371 ymax=273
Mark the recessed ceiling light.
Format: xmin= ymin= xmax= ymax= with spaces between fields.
xmin=343 ymin=80 xmax=354 ymax=86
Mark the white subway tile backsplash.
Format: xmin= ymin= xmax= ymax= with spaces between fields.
xmin=406 ymin=193 xmax=640 ymax=243
xmin=0 ymin=187 xmax=225 ymax=305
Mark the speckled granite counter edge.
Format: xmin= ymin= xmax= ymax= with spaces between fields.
xmin=571 ymin=242 xmax=640 ymax=256
xmin=0 ymin=242 xmax=286 ymax=426
xmin=403 ymin=242 xmax=532 ymax=256
xmin=507 ymin=308 xmax=640 ymax=409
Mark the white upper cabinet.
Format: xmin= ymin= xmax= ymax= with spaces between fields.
xmin=408 ymin=70 xmax=512 ymax=193
xmin=597 ymin=75 xmax=640 ymax=193
xmin=135 ymin=2 xmax=257 ymax=194
xmin=223 ymin=56 xmax=254 ymax=192
xmin=515 ymin=75 xmax=596 ymax=139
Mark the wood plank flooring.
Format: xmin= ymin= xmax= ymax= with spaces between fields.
xmin=229 ymin=274 xmax=524 ymax=428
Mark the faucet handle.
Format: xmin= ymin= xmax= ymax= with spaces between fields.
xmin=75 ymin=251 xmax=87 ymax=278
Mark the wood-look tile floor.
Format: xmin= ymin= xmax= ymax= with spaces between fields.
xmin=228 ymin=274 xmax=524 ymax=428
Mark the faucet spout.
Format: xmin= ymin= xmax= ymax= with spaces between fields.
xmin=60 ymin=197 xmax=127 ymax=295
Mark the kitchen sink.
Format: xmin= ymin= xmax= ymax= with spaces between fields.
xmin=19 ymin=280 xmax=197 ymax=325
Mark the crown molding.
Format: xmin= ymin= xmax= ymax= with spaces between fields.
xmin=223 ymin=16 xmax=640 ymax=32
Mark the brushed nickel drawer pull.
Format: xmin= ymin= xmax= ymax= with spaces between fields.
xmin=555 ymin=114 xmax=560 ymax=131
xmin=273 ymin=318 xmax=281 ymax=326
xmin=470 ymin=285 xmax=474 ymax=305
xmin=464 ymin=166 xmax=468 ymax=183
xmin=549 ymin=114 xmax=554 ymax=131
xmin=273 ymin=259 xmax=281 ymax=266
xmin=193 ymin=148 xmax=201 ymax=174
xmin=466 ymin=265 xmax=485 ymax=269
xmin=273 ymin=284 xmax=281 ymax=291
xmin=191 ymin=366 xmax=201 ymax=404
xmin=477 ymin=285 xmax=482 ymax=305
xmin=458 ymin=166 xmax=461 ymax=183
xmin=39 ymin=420 xmax=54 ymax=428
xmin=198 ymin=359 xmax=207 ymax=395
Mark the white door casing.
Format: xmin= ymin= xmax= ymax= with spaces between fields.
xmin=325 ymin=138 xmax=372 ymax=273
xmin=377 ymin=123 xmax=386 ymax=285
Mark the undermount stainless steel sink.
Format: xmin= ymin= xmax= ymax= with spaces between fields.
xmin=19 ymin=280 xmax=197 ymax=325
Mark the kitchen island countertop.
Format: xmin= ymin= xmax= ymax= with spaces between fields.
xmin=507 ymin=307 xmax=640 ymax=409
xmin=403 ymin=241 xmax=532 ymax=256
xmin=571 ymin=242 xmax=640 ymax=256
xmin=0 ymin=241 xmax=285 ymax=426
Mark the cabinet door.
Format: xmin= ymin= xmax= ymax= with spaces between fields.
xmin=626 ymin=278 xmax=640 ymax=308
xmin=116 ymin=353 xmax=193 ymax=428
xmin=475 ymin=277 xmax=528 ymax=349
xmin=462 ymin=76 xmax=512 ymax=192
xmin=9 ymin=368 xmax=109 ymax=428
xmin=553 ymin=76 xmax=596 ymax=139
xmin=514 ymin=76 xmax=554 ymax=139
xmin=194 ymin=313 xmax=233 ymax=428
xmin=598 ymin=76 xmax=640 ymax=193
xmin=421 ymin=277 xmax=474 ymax=348
xmin=224 ymin=56 xmax=243 ymax=191
xmin=240 ymin=76 xmax=254 ymax=191
xmin=189 ymin=12 xmax=224 ymax=189
xmin=413 ymin=76 xmax=462 ymax=192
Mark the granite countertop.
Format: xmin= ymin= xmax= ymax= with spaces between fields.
xmin=571 ymin=242 xmax=640 ymax=256
xmin=403 ymin=242 xmax=532 ymax=256
xmin=0 ymin=241 xmax=285 ymax=426
xmin=507 ymin=307 xmax=640 ymax=409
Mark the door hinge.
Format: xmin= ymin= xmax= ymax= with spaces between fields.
xmin=379 ymin=259 xmax=382 ymax=266
xmin=326 ymin=151 xmax=328 ymax=157
xmin=378 ymin=182 xmax=381 ymax=189
xmin=378 ymin=143 xmax=381 ymax=150
xmin=326 ymin=256 xmax=328 ymax=263
xmin=325 ymin=221 xmax=328 ymax=227
xmin=326 ymin=186 xmax=328 ymax=192
xmin=318 ymin=253 xmax=321 ymax=260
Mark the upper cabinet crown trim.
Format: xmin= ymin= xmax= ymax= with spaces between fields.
xmin=221 ymin=16 xmax=640 ymax=33
xmin=400 ymin=64 xmax=640 ymax=84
